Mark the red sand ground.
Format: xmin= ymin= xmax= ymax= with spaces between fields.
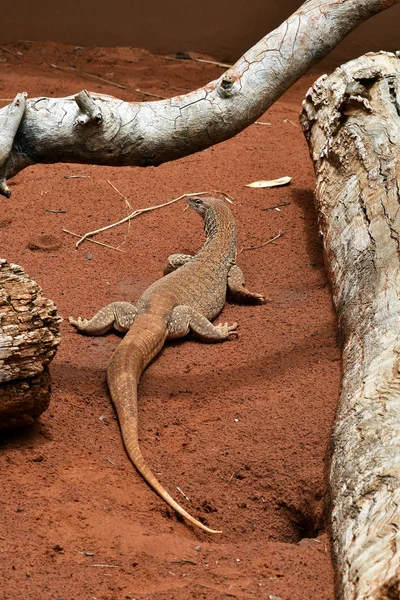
xmin=0 ymin=42 xmax=340 ymax=599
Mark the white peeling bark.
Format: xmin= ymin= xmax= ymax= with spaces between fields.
xmin=0 ymin=259 xmax=61 ymax=427
xmin=0 ymin=0 xmax=399 ymax=197
xmin=300 ymin=52 xmax=400 ymax=600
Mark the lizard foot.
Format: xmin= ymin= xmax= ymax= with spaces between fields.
xmin=68 ymin=316 xmax=89 ymax=330
xmin=215 ymin=322 xmax=239 ymax=339
xmin=250 ymin=292 xmax=269 ymax=304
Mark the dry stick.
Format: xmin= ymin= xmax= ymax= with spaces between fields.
xmin=51 ymin=63 xmax=125 ymax=90
xmin=194 ymin=58 xmax=233 ymax=68
xmin=283 ymin=118 xmax=299 ymax=128
xmin=106 ymin=179 xmax=133 ymax=249
xmin=164 ymin=56 xmax=233 ymax=69
xmin=240 ymin=231 xmax=285 ymax=253
xmin=134 ymin=88 xmax=166 ymax=99
xmin=51 ymin=63 xmax=166 ymax=99
xmin=107 ymin=179 xmax=133 ymax=210
xmin=62 ymin=228 xmax=123 ymax=252
xmin=211 ymin=189 xmax=235 ymax=203
xmin=0 ymin=46 xmax=21 ymax=59
xmin=176 ymin=486 xmax=191 ymax=502
xmin=262 ymin=200 xmax=291 ymax=211
xmin=74 ymin=191 xmax=209 ymax=249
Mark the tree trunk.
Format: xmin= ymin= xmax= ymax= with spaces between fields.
xmin=0 ymin=0 xmax=398 ymax=197
xmin=300 ymin=52 xmax=400 ymax=600
xmin=0 ymin=259 xmax=61 ymax=428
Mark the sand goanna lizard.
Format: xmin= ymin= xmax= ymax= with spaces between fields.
xmin=69 ymin=196 xmax=266 ymax=533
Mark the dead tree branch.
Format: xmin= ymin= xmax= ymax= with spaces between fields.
xmin=301 ymin=51 xmax=400 ymax=600
xmin=0 ymin=0 xmax=398 ymax=197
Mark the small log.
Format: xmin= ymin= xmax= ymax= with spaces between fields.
xmin=300 ymin=52 xmax=400 ymax=600
xmin=0 ymin=259 xmax=61 ymax=428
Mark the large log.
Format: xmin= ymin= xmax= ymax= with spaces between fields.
xmin=300 ymin=52 xmax=400 ymax=599
xmin=0 ymin=259 xmax=61 ymax=428
xmin=0 ymin=0 xmax=399 ymax=197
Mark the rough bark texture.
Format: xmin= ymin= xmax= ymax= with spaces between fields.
xmin=0 ymin=259 xmax=61 ymax=428
xmin=0 ymin=369 xmax=52 ymax=429
xmin=0 ymin=0 xmax=398 ymax=197
xmin=300 ymin=52 xmax=400 ymax=600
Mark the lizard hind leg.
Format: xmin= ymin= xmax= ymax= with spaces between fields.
xmin=168 ymin=305 xmax=238 ymax=342
xmin=227 ymin=264 xmax=267 ymax=304
xmin=69 ymin=301 xmax=138 ymax=335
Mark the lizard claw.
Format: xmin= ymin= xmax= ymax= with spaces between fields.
xmin=215 ymin=321 xmax=239 ymax=339
xmin=253 ymin=293 xmax=269 ymax=304
xmin=227 ymin=324 xmax=240 ymax=340
xmin=68 ymin=316 xmax=89 ymax=330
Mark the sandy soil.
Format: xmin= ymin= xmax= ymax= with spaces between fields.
xmin=0 ymin=42 xmax=340 ymax=599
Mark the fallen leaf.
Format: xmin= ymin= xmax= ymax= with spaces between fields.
xmin=245 ymin=176 xmax=291 ymax=188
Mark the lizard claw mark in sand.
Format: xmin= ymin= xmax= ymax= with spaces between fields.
xmin=69 ymin=196 xmax=266 ymax=534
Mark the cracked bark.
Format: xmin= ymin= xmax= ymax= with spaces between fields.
xmin=300 ymin=52 xmax=400 ymax=600
xmin=0 ymin=260 xmax=61 ymax=428
xmin=0 ymin=0 xmax=399 ymax=197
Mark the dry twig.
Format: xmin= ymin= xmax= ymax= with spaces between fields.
xmin=177 ymin=486 xmax=191 ymax=502
xmin=211 ymin=189 xmax=235 ymax=203
xmin=62 ymin=228 xmax=123 ymax=252
xmin=283 ymin=118 xmax=299 ymax=128
xmin=51 ymin=63 xmax=166 ymax=98
xmin=240 ymin=231 xmax=285 ymax=253
xmin=170 ymin=559 xmax=197 ymax=565
xmin=195 ymin=58 xmax=233 ymax=68
xmin=73 ymin=191 xmax=209 ymax=249
xmin=134 ymin=88 xmax=166 ymax=99
xmin=0 ymin=46 xmax=21 ymax=59
xmin=164 ymin=56 xmax=233 ymax=69
xmin=51 ymin=63 xmax=126 ymax=89
xmin=106 ymin=180 xmax=133 ymax=249
xmin=262 ymin=200 xmax=291 ymax=211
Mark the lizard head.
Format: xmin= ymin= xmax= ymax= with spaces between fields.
xmin=187 ymin=196 xmax=222 ymax=219
xmin=187 ymin=195 xmax=236 ymax=241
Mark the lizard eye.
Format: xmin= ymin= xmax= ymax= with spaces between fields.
xmin=194 ymin=199 xmax=202 ymax=207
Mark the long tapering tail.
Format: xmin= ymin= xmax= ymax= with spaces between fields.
xmin=107 ymin=314 xmax=222 ymax=534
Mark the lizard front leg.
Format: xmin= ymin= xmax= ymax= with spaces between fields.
xmin=69 ymin=301 xmax=138 ymax=335
xmin=167 ymin=305 xmax=238 ymax=342
xmin=227 ymin=264 xmax=267 ymax=304
xmin=163 ymin=253 xmax=193 ymax=275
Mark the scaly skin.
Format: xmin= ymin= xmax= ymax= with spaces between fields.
xmin=70 ymin=197 xmax=266 ymax=533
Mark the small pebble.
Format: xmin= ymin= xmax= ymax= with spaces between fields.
xmin=86 ymin=253 xmax=93 ymax=260
xmin=195 ymin=546 xmax=201 ymax=551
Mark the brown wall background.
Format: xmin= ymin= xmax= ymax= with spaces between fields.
xmin=3 ymin=1 xmax=400 ymax=70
